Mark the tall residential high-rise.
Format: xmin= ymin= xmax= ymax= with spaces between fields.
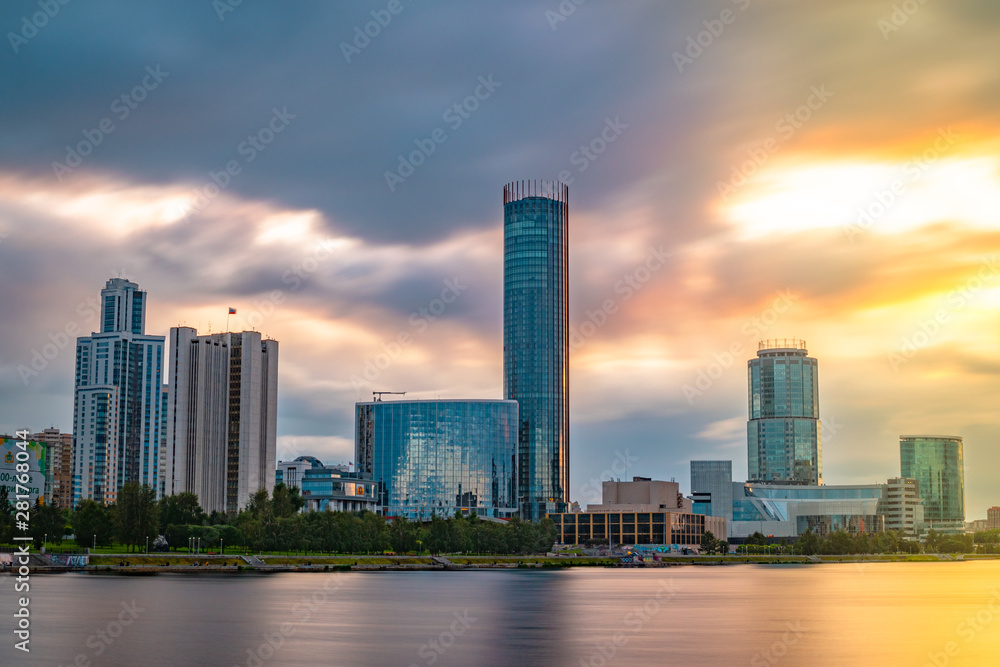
xmin=899 ymin=435 xmax=965 ymax=534
xmin=503 ymin=180 xmax=569 ymax=520
xmin=988 ymin=506 xmax=1000 ymax=531
xmin=165 ymin=327 xmax=278 ymax=514
xmin=747 ymin=339 xmax=822 ymax=485
xmin=30 ymin=428 xmax=73 ymax=509
xmin=690 ymin=460 xmax=734 ymax=526
xmin=72 ymin=278 xmax=166 ymax=506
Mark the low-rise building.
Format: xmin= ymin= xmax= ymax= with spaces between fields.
xmin=276 ymin=456 xmax=380 ymax=513
xmin=729 ymin=482 xmax=885 ymax=541
xmin=552 ymin=477 xmax=724 ymax=549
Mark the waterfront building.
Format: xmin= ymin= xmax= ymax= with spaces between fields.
xmin=899 ymin=435 xmax=965 ymax=534
xmin=73 ymin=278 xmax=166 ymax=505
xmin=879 ymin=477 xmax=925 ymax=540
xmin=29 ymin=428 xmax=73 ymax=509
xmin=988 ymin=507 xmax=1000 ymax=531
xmin=551 ymin=476 xmax=723 ymax=547
xmin=503 ymin=180 xmax=570 ymax=520
xmin=747 ymin=339 xmax=822 ymax=485
xmin=165 ymin=327 xmax=278 ymax=514
xmin=690 ymin=460 xmax=734 ymax=527
xmin=729 ymin=482 xmax=884 ymax=540
xmin=589 ymin=477 xmax=693 ymax=513
xmin=355 ymin=399 xmax=518 ymax=520
xmin=550 ymin=511 xmax=726 ymax=549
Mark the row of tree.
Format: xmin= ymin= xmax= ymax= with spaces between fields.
xmin=4 ymin=484 xmax=997 ymax=556
xmin=0 ymin=484 xmax=558 ymax=555
xmin=735 ymin=528 xmax=1000 ymax=555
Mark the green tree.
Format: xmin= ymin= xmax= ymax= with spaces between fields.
xmin=389 ymin=516 xmax=418 ymax=553
xmin=924 ymin=529 xmax=941 ymax=552
xmin=30 ymin=500 xmax=68 ymax=547
xmin=272 ymin=483 xmax=304 ymax=519
xmin=796 ymin=528 xmax=821 ymax=556
xmin=746 ymin=531 xmax=768 ymax=546
xmin=825 ymin=530 xmax=853 ymax=555
xmin=0 ymin=485 xmax=13 ymax=544
xmin=165 ymin=524 xmax=191 ymax=552
xmin=158 ymin=492 xmax=206 ymax=533
xmin=217 ymin=524 xmax=241 ymax=554
xmin=114 ymin=483 xmax=159 ymax=553
xmin=700 ymin=530 xmax=718 ymax=554
xmin=534 ymin=517 xmax=558 ymax=553
xmin=72 ymin=499 xmax=115 ymax=549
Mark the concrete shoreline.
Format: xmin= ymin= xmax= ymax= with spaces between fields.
xmin=11 ymin=552 xmax=998 ymax=575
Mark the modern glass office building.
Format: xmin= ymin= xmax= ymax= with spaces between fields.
xmin=355 ymin=399 xmax=518 ymax=520
xmin=900 ymin=435 xmax=965 ymax=533
xmin=503 ymin=180 xmax=570 ymax=520
xmin=730 ymin=482 xmax=884 ymax=539
xmin=747 ymin=339 xmax=822 ymax=485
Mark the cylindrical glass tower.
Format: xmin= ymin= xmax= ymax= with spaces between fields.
xmin=503 ymin=180 xmax=569 ymax=521
xmin=747 ymin=338 xmax=822 ymax=485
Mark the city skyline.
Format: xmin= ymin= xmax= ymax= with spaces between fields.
xmin=2 ymin=3 xmax=999 ymax=518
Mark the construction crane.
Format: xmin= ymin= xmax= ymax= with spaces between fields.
xmin=372 ymin=391 xmax=406 ymax=402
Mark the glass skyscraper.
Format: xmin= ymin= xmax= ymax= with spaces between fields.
xmin=503 ymin=180 xmax=569 ymax=520
xmin=747 ymin=339 xmax=821 ymax=485
xmin=73 ymin=278 xmax=166 ymax=505
xmin=900 ymin=435 xmax=965 ymax=533
xmin=355 ymin=399 xmax=518 ymax=520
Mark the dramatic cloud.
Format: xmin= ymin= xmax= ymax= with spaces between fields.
xmin=1 ymin=1 xmax=998 ymax=515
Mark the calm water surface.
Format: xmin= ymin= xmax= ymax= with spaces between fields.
xmin=2 ymin=562 xmax=999 ymax=666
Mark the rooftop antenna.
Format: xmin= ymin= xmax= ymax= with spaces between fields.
xmin=373 ymin=391 xmax=406 ymax=402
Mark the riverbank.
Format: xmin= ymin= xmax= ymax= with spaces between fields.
xmin=12 ymin=552 xmax=1000 ymax=574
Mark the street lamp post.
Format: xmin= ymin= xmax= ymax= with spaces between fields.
xmin=92 ymin=534 xmax=96 ymax=553
xmin=44 ymin=533 xmax=47 ymax=553
xmin=145 ymin=536 xmax=149 ymax=554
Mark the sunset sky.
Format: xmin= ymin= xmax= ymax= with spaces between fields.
xmin=1 ymin=1 xmax=998 ymax=516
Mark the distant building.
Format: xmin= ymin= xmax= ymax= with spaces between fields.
xmin=729 ymin=482 xmax=884 ymax=541
xmin=276 ymin=456 xmax=333 ymax=489
xmin=690 ymin=460 xmax=734 ymax=528
xmin=504 ymin=180 xmax=570 ymax=520
xmin=589 ymin=477 xmax=692 ymax=513
xmin=988 ymin=507 xmax=1000 ymax=531
xmin=73 ymin=278 xmax=166 ymax=505
xmin=900 ymin=435 xmax=965 ymax=534
xmin=967 ymin=519 xmax=989 ymax=533
xmin=165 ymin=327 xmax=278 ymax=514
xmin=356 ymin=399 xmax=518 ymax=520
xmin=747 ymin=339 xmax=822 ymax=485
xmin=276 ymin=457 xmax=378 ymax=512
xmin=30 ymin=428 xmax=73 ymax=509
xmin=549 ymin=477 xmax=725 ymax=548
xmin=879 ymin=477 xmax=924 ymax=540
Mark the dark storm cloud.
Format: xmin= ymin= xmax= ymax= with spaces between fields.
xmin=0 ymin=0 xmax=707 ymax=244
